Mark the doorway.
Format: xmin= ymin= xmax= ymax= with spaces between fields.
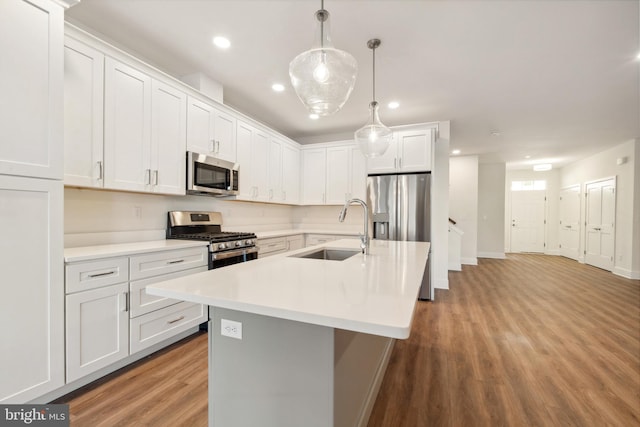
xmin=510 ymin=180 xmax=546 ymax=253
xmin=559 ymin=185 xmax=581 ymax=260
xmin=584 ymin=177 xmax=616 ymax=271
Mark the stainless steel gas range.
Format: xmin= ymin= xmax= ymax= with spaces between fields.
xmin=166 ymin=211 xmax=258 ymax=269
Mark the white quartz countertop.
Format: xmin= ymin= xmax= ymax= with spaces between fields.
xmin=148 ymin=239 xmax=430 ymax=339
xmin=64 ymin=240 xmax=208 ymax=263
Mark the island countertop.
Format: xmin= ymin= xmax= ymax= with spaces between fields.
xmin=147 ymin=239 xmax=430 ymax=339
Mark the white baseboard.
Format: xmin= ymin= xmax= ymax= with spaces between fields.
xmin=434 ymin=277 xmax=449 ymax=290
xmin=461 ymin=257 xmax=478 ymax=265
xmin=477 ymin=252 xmax=505 ymax=259
xmin=545 ymin=249 xmax=561 ymax=256
xmin=448 ymin=262 xmax=462 ymax=271
xmin=613 ymin=266 xmax=640 ymax=280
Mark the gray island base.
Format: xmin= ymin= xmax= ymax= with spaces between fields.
xmin=210 ymin=307 xmax=393 ymax=427
xmin=147 ymin=239 xmax=430 ymax=427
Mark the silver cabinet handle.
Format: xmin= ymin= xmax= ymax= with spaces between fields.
xmin=122 ymin=292 xmax=129 ymax=312
xmin=153 ymin=170 xmax=159 ymax=185
xmin=88 ymin=270 xmax=115 ymax=278
xmin=145 ymin=169 xmax=151 ymax=185
xmin=167 ymin=259 xmax=185 ymax=264
xmin=594 ymin=227 xmax=602 ymax=231
xmin=399 ymin=158 xmax=402 ymax=168
xmin=167 ymin=315 xmax=185 ymax=324
xmin=97 ymin=161 xmax=103 ymax=180
xmin=394 ymin=158 xmax=397 ymax=169
xmin=216 ymin=140 xmax=221 ymax=153
xmin=209 ymin=139 xmax=215 ymax=153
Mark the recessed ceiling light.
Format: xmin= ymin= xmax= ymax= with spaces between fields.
xmin=309 ymin=113 xmax=319 ymax=120
xmin=525 ymin=155 xmax=531 ymax=159
xmin=272 ymin=83 xmax=285 ymax=92
xmin=637 ymin=52 xmax=640 ymax=60
xmin=451 ymin=149 xmax=461 ymax=155
xmin=212 ymin=36 xmax=231 ymax=49
xmin=388 ymin=101 xmax=400 ymax=109
xmin=490 ymin=131 xmax=501 ymax=137
xmin=533 ymin=163 xmax=552 ymax=171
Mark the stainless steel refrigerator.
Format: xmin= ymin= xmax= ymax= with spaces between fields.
xmin=367 ymin=172 xmax=431 ymax=300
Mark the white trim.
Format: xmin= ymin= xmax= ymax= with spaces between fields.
xmin=461 ymin=257 xmax=478 ymax=265
xmin=433 ymin=277 xmax=449 ymax=290
xmin=545 ymin=249 xmax=561 ymax=256
xmin=477 ymin=252 xmax=506 ymax=259
xmin=448 ymin=262 xmax=462 ymax=271
xmin=613 ymin=267 xmax=640 ymax=280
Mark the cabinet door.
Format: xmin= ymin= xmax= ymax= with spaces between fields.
xmin=366 ymin=138 xmax=397 ymax=174
xmin=213 ymin=109 xmax=237 ymax=162
xmin=252 ymin=130 xmax=270 ymax=201
xmin=301 ymin=149 xmax=327 ymax=204
xmin=398 ymin=128 xmax=432 ymax=172
xmin=104 ymin=58 xmax=152 ymax=192
xmin=151 ymin=80 xmax=187 ymax=195
xmin=64 ymin=37 xmax=105 ymax=187
xmin=186 ymin=96 xmax=215 ymax=155
xmin=282 ymin=143 xmax=300 ymax=204
xmin=325 ymin=146 xmax=350 ymax=204
xmin=286 ymin=235 xmax=305 ymax=251
xmin=268 ymin=137 xmax=283 ymax=202
xmin=0 ymin=176 xmax=64 ymax=402
xmin=66 ymin=283 xmax=129 ymax=383
xmin=236 ymin=120 xmax=255 ymax=199
xmin=0 ymin=0 xmax=63 ymax=180
xmin=349 ymin=146 xmax=367 ymax=201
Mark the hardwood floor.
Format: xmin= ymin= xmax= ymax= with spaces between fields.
xmin=57 ymin=254 xmax=640 ymax=426
xmin=368 ymin=254 xmax=640 ymax=427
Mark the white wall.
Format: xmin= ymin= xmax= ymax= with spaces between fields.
xmin=504 ymin=168 xmax=561 ymax=254
xmin=449 ymin=156 xmax=478 ymax=265
xmin=432 ymin=121 xmax=451 ymax=291
xmin=64 ymin=188 xmax=295 ymax=247
xmin=293 ymin=204 xmax=364 ymax=233
xmin=478 ymin=163 xmax=506 ymax=258
xmin=633 ymin=139 xmax=640 ymax=275
xmin=560 ymin=139 xmax=639 ymax=278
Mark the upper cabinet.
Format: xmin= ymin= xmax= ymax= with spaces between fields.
xmin=301 ymin=142 xmax=365 ymax=205
xmin=0 ymin=0 xmax=64 ymax=180
xmin=236 ymin=120 xmax=269 ymax=202
xmin=186 ymin=96 xmax=237 ymax=163
xmin=367 ymin=127 xmax=433 ymax=174
xmin=282 ymin=143 xmax=301 ymax=204
xmin=64 ymin=37 xmax=105 ymax=187
xmin=103 ymin=58 xmax=186 ymax=195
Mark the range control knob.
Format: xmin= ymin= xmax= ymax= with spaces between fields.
xmin=218 ymin=243 xmax=226 ymax=250
xmin=245 ymin=239 xmax=253 ymax=245
xmin=235 ymin=241 xmax=242 ymax=247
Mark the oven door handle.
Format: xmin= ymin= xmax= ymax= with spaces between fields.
xmin=211 ymin=246 xmax=258 ymax=261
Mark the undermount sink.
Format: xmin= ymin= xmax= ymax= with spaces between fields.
xmin=290 ymin=248 xmax=360 ymax=261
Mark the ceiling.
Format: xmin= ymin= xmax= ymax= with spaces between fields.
xmin=66 ymin=0 xmax=639 ymax=169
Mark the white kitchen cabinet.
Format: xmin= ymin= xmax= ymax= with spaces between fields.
xmin=282 ymin=143 xmax=300 ymax=204
xmin=286 ymin=234 xmax=305 ymax=251
xmin=104 ymin=58 xmax=187 ymax=195
xmin=104 ymin=58 xmax=152 ymax=192
xmin=268 ymin=137 xmax=283 ymax=202
xmin=257 ymin=234 xmax=305 ymax=257
xmin=302 ymin=142 xmax=366 ymax=205
xmin=150 ymin=80 xmax=187 ymax=195
xmin=0 ymin=0 xmax=66 ymax=404
xmin=0 ymin=0 xmax=64 ymax=180
xmin=367 ymin=127 xmax=433 ymax=174
xmin=186 ymin=96 xmax=237 ymax=162
xmin=301 ymin=148 xmax=327 ymax=204
xmin=64 ymin=37 xmax=105 ymax=187
xmin=66 ymin=282 xmax=130 ymax=383
xmin=236 ymin=120 xmax=269 ymax=202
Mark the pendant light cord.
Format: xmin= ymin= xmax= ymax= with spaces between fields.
xmin=372 ymin=45 xmax=376 ymax=103
xmin=320 ymin=0 xmax=324 ymax=48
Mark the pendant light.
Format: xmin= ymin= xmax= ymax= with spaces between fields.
xmin=355 ymin=39 xmax=392 ymax=158
xmin=289 ymin=0 xmax=357 ymax=116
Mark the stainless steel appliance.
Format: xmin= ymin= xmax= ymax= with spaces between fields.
xmin=186 ymin=151 xmax=239 ymax=197
xmin=166 ymin=211 xmax=257 ymax=269
xmin=367 ymin=172 xmax=431 ymax=300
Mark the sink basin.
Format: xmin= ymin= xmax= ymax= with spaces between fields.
xmin=290 ymin=248 xmax=361 ymax=261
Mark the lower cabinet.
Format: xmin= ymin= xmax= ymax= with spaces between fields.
xmin=65 ymin=283 xmax=129 ymax=383
xmin=257 ymin=234 xmax=305 ymax=258
xmin=64 ymin=246 xmax=208 ymax=384
xmin=305 ymin=234 xmax=359 ymax=247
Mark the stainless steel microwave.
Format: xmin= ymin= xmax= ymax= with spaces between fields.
xmin=186 ymin=151 xmax=239 ymax=197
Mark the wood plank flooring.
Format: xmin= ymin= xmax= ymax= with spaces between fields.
xmin=57 ymin=254 xmax=640 ymax=426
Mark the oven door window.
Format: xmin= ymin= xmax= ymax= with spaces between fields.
xmin=194 ymin=162 xmax=230 ymax=190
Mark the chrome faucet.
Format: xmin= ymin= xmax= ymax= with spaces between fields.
xmin=338 ymin=198 xmax=369 ymax=255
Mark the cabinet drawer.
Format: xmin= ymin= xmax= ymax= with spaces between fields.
xmin=257 ymin=237 xmax=287 ymax=257
xmin=129 ymin=266 xmax=207 ymax=318
xmin=130 ymin=301 xmax=206 ymax=354
xmin=129 ymin=246 xmax=207 ymax=281
xmin=66 ymin=257 xmax=129 ymax=293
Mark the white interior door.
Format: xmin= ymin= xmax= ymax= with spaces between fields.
xmin=559 ymin=185 xmax=581 ymax=260
xmin=585 ymin=178 xmax=616 ymax=271
xmin=510 ymin=190 xmax=546 ymax=252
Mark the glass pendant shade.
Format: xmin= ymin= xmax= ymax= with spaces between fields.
xmin=289 ymin=8 xmax=357 ymax=116
xmin=355 ymin=101 xmax=392 ymax=157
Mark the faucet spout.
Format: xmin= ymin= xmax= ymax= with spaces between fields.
xmin=338 ymin=198 xmax=369 ymax=255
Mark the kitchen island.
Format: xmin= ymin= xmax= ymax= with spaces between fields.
xmin=147 ymin=239 xmax=430 ymax=427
